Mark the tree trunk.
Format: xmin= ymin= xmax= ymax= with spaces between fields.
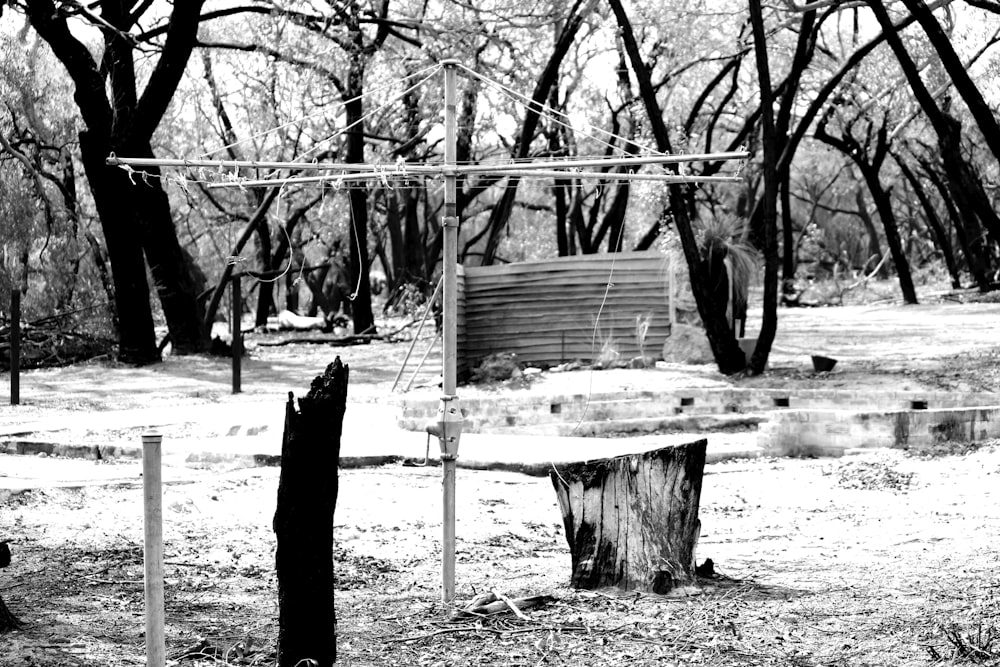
xmin=780 ymin=172 xmax=797 ymax=299
xmin=78 ymin=131 xmax=159 ymax=365
xmin=273 ymin=358 xmax=348 ymax=667
xmin=937 ymin=125 xmax=998 ymax=287
xmin=853 ymin=186 xmax=886 ymax=276
xmin=865 ymin=172 xmax=918 ymax=303
xmin=83 ymin=230 xmax=119 ymax=331
xmin=133 ymin=155 xmax=210 ymax=354
xmin=897 ymin=157 xmax=961 ymax=288
xmin=344 ymin=56 xmax=375 ymax=335
xmin=609 ymin=0 xmax=744 ymax=375
xmin=402 ymin=186 xmax=426 ymax=283
xmin=747 ymin=0 xmax=782 ymax=375
xmin=203 ymin=188 xmax=281 ymax=328
xmin=550 ymin=440 xmax=706 ymax=593
xmin=254 ymin=218 xmax=274 ymax=328
xmin=774 ymin=3 xmax=820 ymax=298
xmin=479 ymin=0 xmax=591 ymax=265
xmin=386 ymin=191 xmax=405 ymax=293
xmin=549 ymin=120 xmax=571 ymax=257
xmin=602 ymin=182 xmax=630 ymax=253
xmin=920 ymin=157 xmax=983 ymax=285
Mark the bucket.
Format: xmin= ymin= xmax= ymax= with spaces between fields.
xmin=811 ymin=355 xmax=837 ymax=372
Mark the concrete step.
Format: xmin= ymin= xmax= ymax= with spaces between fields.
xmin=480 ymin=413 xmax=767 ymax=437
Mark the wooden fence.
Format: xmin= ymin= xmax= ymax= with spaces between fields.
xmin=457 ymin=251 xmax=696 ymax=372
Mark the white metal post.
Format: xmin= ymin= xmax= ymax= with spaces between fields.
xmin=669 ymin=250 xmax=676 ymax=328
xmin=440 ymin=59 xmax=461 ymax=605
xmin=141 ymin=431 xmax=166 ymax=667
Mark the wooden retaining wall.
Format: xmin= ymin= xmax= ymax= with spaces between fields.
xmin=457 ymin=251 xmax=690 ymax=370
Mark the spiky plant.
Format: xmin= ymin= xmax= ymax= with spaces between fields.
xmin=695 ymin=215 xmax=760 ymax=333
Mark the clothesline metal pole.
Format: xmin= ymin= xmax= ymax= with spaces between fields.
xmin=438 ymin=59 xmax=463 ymax=605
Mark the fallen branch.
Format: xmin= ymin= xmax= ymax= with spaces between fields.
xmin=256 ymin=334 xmax=378 ymax=347
xmin=845 ymin=252 xmax=891 ymax=291
xmin=492 ymin=589 xmax=532 ymax=621
xmin=455 ymin=594 xmax=556 ymax=618
xmin=385 ymin=623 xmax=588 ymax=643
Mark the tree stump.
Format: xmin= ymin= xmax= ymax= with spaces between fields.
xmin=550 ymin=440 xmax=706 ymax=593
xmin=273 ymin=358 xmax=348 ymax=667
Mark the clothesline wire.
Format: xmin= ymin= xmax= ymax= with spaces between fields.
xmin=291 ymin=65 xmax=443 ymax=168
xmin=457 ymin=62 xmax=664 ymax=160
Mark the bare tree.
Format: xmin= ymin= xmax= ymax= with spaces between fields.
xmin=474 ymin=0 xmax=596 ymax=266
xmin=815 ymin=99 xmax=918 ymax=303
xmin=894 ymin=151 xmax=962 ymax=287
xmin=609 ymin=0 xmax=746 ymax=375
xmin=746 ymin=0 xmax=780 ymax=375
xmin=864 ymin=0 xmax=999 ymax=289
xmin=898 ymin=0 xmax=1000 ymax=161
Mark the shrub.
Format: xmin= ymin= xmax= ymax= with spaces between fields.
xmin=470 ymin=352 xmax=521 ymax=384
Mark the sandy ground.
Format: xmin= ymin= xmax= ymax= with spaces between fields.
xmin=3 ymin=296 xmax=1000 ymax=665
xmin=2 ymin=446 xmax=999 ymax=666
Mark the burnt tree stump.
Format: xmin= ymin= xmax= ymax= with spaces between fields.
xmin=550 ymin=440 xmax=706 ymax=593
xmin=273 ymin=358 xmax=348 ymax=667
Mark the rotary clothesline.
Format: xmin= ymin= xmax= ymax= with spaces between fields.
xmin=107 ymin=61 xmax=748 ymax=190
xmin=105 ymin=60 xmax=749 ymax=610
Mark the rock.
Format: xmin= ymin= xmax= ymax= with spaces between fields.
xmin=661 ymin=324 xmax=714 ymax=364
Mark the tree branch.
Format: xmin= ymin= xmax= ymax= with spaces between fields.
xmin=133 ymin=1 xmax=207 ymax=140
xmin=0 ymin=123 xmax=57 ymax=251
xmin=203 ymin=187 xmax=282 ymax=327
xmin=196 ymin=40 xmax=346 ymax=94
xmin=964 ymin=0 xmax=1000 ymax=11
xmin=22 ymin=0 xmax=112 ymax=135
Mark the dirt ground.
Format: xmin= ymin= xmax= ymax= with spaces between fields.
xmin=3 ymin=448 xmax=999 ymax=667
xmin=3 ymin=290 xmax=1000 ymax=666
